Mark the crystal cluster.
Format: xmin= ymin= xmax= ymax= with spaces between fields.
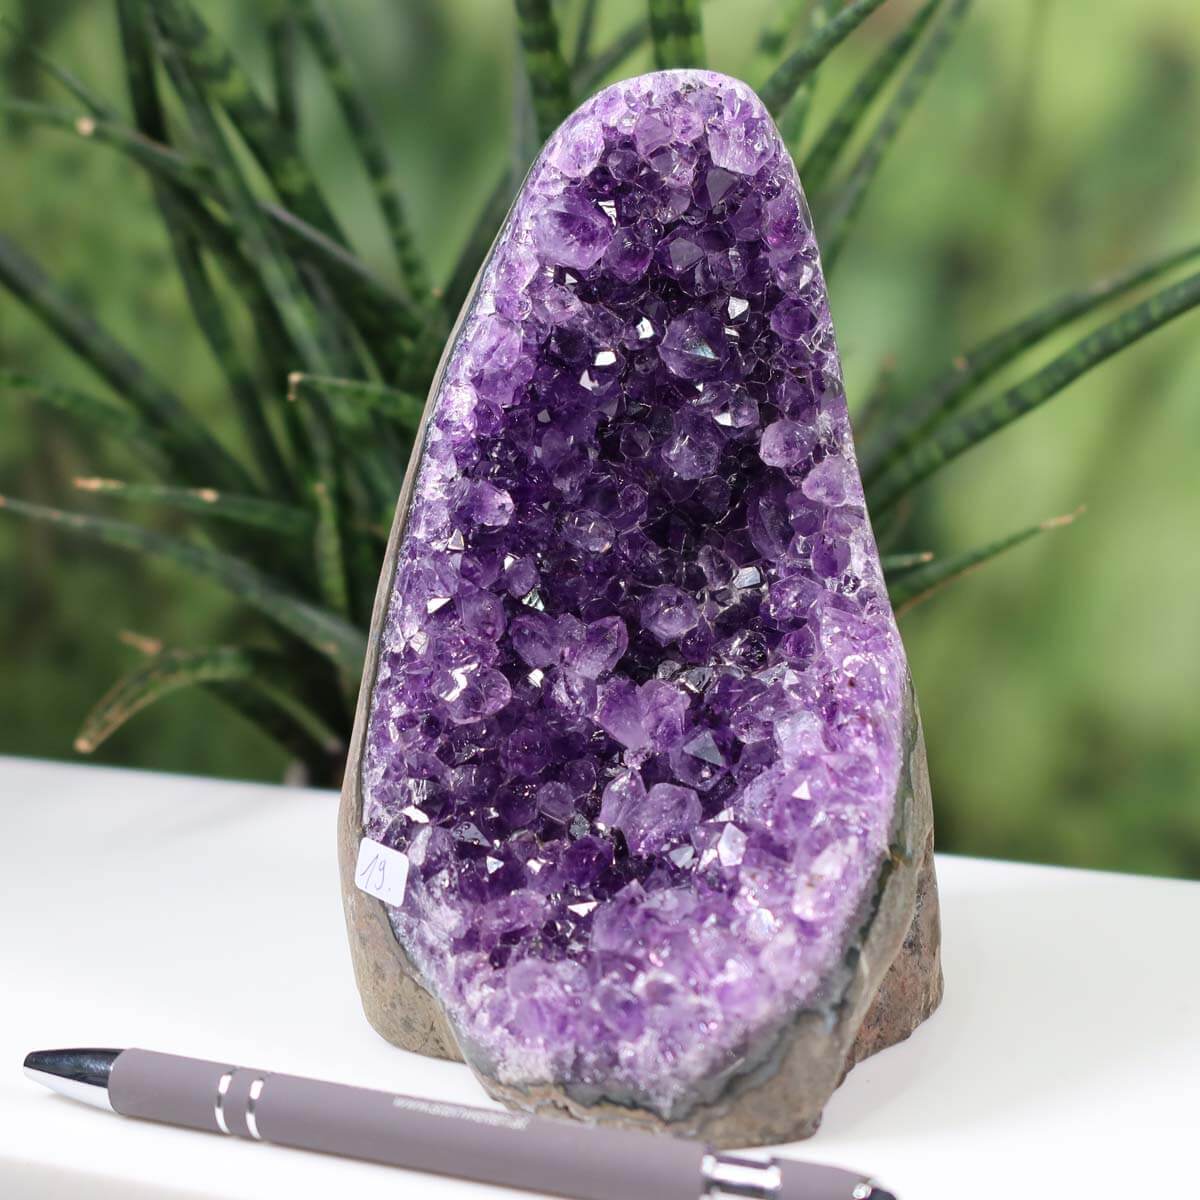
xmin=362 ymin=70 xmax=908 ymax=1113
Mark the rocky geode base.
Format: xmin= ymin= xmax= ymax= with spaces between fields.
xmin=339 ymin=692 xmax=941 ymax=1148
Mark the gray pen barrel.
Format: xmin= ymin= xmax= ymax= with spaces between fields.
xmin=108 ymin=1049 xmax=704 ymax=1200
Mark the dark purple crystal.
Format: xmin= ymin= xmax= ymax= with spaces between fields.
xmin=362 ymin=71 xmax=909 ymax=1113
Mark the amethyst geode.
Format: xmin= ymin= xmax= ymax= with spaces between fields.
xmin=340 ymin=70 xmax=941 ymax=1146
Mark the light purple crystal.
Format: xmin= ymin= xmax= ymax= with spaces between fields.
xmin=700 ymin=382 xmax=759 ymax=429
xmin=706 ymin=104 xmax=775 ymax=176
xmin=562 ymin=615 xmax=628 ymax=679
xmin=657 ymin=310 xmax=731 ymax=380
xmin=362 ymin=71 xmax=909 ymax=1114
xmin=595 ymin=677 xmax=649 ymax=750
xmin=759 ymin=418 xmax=815 ymax=468
xmin=531 ymin=192 xmax=614 ymax=271
xmin=640 ymin=584 xmax=700 ymax=642
xmin=466 ymin=480 xmax=514 ymax=527
xmin=618 ymin=782 xmax=702 ymax=855
xmin=661 ymin=409 xmax=724 ymax=479
xmin=509 ymin=612 xmax=561 ymax=667
xmin=536 ymin=781 xmax=575 ymax=823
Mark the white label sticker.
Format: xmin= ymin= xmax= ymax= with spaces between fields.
xmin=354 ymin=838 xmax=410 ymax=908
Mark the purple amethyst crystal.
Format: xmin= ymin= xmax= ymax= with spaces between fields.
xmin=356 ymin=71 xmax=928 ymax=1128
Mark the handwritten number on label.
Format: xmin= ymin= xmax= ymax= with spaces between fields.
xmin=357 ymin=852 xmax=386 ymax=892
xmin=354 ymin=838 xmax=409 ymax=907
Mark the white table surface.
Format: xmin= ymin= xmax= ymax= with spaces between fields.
xmin=1 ymin=755 xmax=1197 ymax=1200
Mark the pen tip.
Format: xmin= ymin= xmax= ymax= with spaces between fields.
xmin=24 ymin=1048 xmax=119 ymax=1079
xmin=23 ymin=1048 xmax=121 ymax=1109
xmin=24 ymin=1049 xmax=59 ymax=1075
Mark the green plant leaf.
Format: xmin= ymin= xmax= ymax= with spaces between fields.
xmin=749 ymin=0 xmax=810 ymax=72
xmin=167 ymin=195 xmax=297 ymax=490
xmin=571 ymin=0 xmax=600 ymax=69
xmin=75 ymin=644 xmax=344 ymax=766
xmin=861 ymin=239 xmax=1200 ymax=481
xmin=0 ymin=98 xmax=211 ymax=189
xmin=288 ymin=373 xmax=424 ymax=433
xmin=266 ymin=5 xmax=299 ymax=137
xmin=154 ymin=35 xmax=338 ymax=378
xmin=510 ymin=24 xmax=543 ymax=187
xmin=868 ymin=268 xmax=1200 ymax=512
xmin=75 ymin=645 xmax=259 ymax=753
xmin=801 ymin=0 xmax=944 ymax=195
xmin=0 ymin=495 xmax=366 ymax=672
xmin=114 ymin=0 xmax=166 ymax=135
xmin=310 ymin=477 xmax=351 ymax=617
xmin=818 ymin=0 xmax=970 ymax=272
xmin=149 ymin=0 xmax=345 ymax=245
xmin=2 ymin=94 xmax=420 ymax=356
xmin=888 ymin=509 xmax=1082 ymax=616
xmin=1 ymin=15 xmax=115 ymax=117
xmin=0 ymin=235 xmax=253 ymax=491
xmin=262 ymin=201 xmax=421 ymax=336
xmin=870 ymin=492 xmax=913 ymax=553
xmin=514 ymin=0 xmax=573 ymax=143
xmin=287 ymin=374 xmax=416 ymax=542
xmin=283 ymin=378 xmax=353 ymax=617
xmin=760 ymin=0 xmax=891 ymax=117
xmin=219 ymin=675 xmax=345 ymax=760
xmin=73 ymin=477 xmax=313 ymax=536
xmin=160 ymin=189 xmax=303 ymax=426
xmin=574 ymin=18 xmax=648 ymax=95
xmin=880 ymin=549 xmax=934 ymax=572
xmin=289 ymin=0 xmax=431 ymax=303
xmin=850 ymin=354 xmax=899 ymax=441
xmin=770 ymin=0 xmax=841 ymax=150
xmin=116 ymin=0 xmax=293 ymax=493
xmin=0 ymin=368 xmax=158 ymax=450
xmin=649 ymin=0 xmax=705 ymax=69
xmin=443 ymin=170 xmax=515 ymax=319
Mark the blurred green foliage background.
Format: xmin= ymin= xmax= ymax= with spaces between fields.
xmin=2 ymin=0 xmax=1197 ymax=877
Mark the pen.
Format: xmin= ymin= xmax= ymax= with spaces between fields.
xmin=24 ymin=1046 xmax=895 ymax=1200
